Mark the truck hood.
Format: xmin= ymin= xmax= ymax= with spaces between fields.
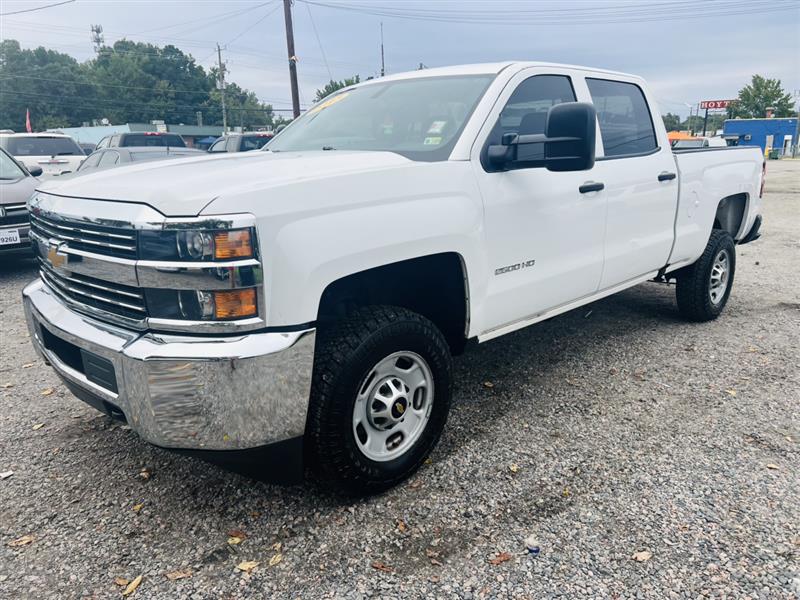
xmin=37 ymin=150 xmax=413 ymax=217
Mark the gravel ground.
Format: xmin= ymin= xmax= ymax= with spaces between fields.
xmin=1 ymin=161 xmax=798 ymax=600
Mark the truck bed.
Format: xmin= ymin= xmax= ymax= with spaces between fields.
xmin=668 ymin=145 xmax=764 ymax=270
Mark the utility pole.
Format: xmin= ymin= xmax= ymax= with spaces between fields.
xmin=283 ymin=0 xmax=301 ymax=118
xmin=380 ymin=22 xmax=385 ymax=77
xmin=216 ymin=43 xmax=228 ymax=133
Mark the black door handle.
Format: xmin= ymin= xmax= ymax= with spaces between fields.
xmin=579 ymin=181 xmax=604 ymax=193
xmin=658 ymin=172 xmax=677 ymax=181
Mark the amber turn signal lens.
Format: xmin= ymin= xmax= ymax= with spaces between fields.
xmin=214 ymin=229 xmax=252 ymax=259
xmin=213 ymin=288 xmax=257 ymax=319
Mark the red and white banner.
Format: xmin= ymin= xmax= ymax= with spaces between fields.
xmin=25 ymin=108 xmax=32 ymax=133
xmin=699 ymin=100 xmax=734 ymax=110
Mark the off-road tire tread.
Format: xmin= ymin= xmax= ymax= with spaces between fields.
xmin=676 ymin=229 xmax=735 ymax=322
xmin=306 ymin=305 xmax=452 ymax=495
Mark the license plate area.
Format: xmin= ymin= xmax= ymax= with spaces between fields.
xmin=0 ymin=228 xmax=20 ymax=246
xmin=39 ymin=325 xmax=118 ymax=394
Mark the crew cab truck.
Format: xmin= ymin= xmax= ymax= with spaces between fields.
xmin=23 ymin=62 xmax=764 ymax=494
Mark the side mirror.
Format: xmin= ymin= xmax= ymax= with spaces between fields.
xmin=28 ymin=166 xmax=43 ymax=177
xmin=486 ymin=102 xmax=597 ymax=172
xmin=544 ymin=102 xmax=596 ymax=172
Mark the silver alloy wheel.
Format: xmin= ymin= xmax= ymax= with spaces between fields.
xmin=352 ymin=351 xmax=434 ymax=462
xmin=709 ymin=248 xmax=730 ymax=305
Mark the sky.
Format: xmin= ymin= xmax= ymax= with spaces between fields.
xmin=1 ymin=0 xmax=798 ymax=119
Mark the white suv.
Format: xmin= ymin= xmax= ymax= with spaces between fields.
xmin=0 ymin=132 xmax=85 ymax=176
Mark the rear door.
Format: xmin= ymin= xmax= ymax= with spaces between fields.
xmin=582 ymin=77 xmax=678 ymax=288
xmin=471 ymin=69 xmax=608 ymax=333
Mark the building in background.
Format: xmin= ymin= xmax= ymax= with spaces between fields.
xmin=722 ymin=118 xmax=797 ymax=156
xmin=47 ymin=123 xmax=223 ymax=149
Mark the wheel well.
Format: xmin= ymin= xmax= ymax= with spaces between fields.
xmin=713 ymin=193 xmax=747 ymax=237
xmin=317 ymin=253 xmax=469 ymax=353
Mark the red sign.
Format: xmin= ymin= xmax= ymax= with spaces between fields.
xmin=700 ymin=99 xmax=734 ymax=110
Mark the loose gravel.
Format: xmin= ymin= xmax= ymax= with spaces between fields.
xmin=1 ymin=161 xmax=798 ymax=599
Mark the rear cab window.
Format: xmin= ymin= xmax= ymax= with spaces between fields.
xmin=241 ymin=136 xmax=271 ymax=151
xmin=586 ymin=78 xmax=658 ymax=158
xmin=119 ymin=134 xmax=186 ymax=148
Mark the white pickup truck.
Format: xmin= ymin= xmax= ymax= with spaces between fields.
xmin=23 ymin=62 xmax=764 ymax=494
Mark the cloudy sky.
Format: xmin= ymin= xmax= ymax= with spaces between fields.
xmin=1 ymin=0 xmax=798 ymax=118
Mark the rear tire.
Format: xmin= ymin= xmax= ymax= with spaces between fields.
xmin=306 ymin=306 xmax=452 ymax=495
xmin=676 ymin=229 xmax=736 ymax=322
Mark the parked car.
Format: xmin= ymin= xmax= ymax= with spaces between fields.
xmin=23 ymin=62 xmax=764 ymax=495
xmin=207 ymin=132 xmax=274 ymax=153
xmin=673 ymin=136 xmax=728 ymax=149
xmin=76 ymin=146 xmax=206 ymax=174
xmin=0 ymin=147 xmax=39 ymax=256
xmin=96 ymin=132 xmax=186 ymax=149
xmin=0 ymin=132 xmax=84 ymax=176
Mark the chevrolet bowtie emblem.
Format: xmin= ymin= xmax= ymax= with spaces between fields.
xmin=47 ymin=242 xmax=67 ymax=268
xmin=394 ymin=401 xmax=406 ymax=415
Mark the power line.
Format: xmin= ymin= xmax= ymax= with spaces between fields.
xmin=0 ymin=88 xmax=300 ymax=112
xmin=297 ymin=0 xmax=796 ymax=25
xmin=0 ymin=74 xmax=299 ymax=104
xmin=305 ymin=1 xmax=333 ymax=81
xmin=0 ymin=0 xmax=74 ymax=17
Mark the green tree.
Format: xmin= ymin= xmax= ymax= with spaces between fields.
xmin=0 ymin=39 xmax=275 ymax=131
xmin=314 ymin=75 xmax=360 ymax=102
xmin=735 ymin=75 xmax=794 ymax=118
xmin=0 ymin=39 xmax=97 ymax=130
xmin=662 ymin=112 xmax=681 ymax=131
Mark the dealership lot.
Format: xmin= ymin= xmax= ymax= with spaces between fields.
xmin=0 ymin=162 xmax=797 ymax=598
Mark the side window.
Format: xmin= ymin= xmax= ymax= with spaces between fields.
xmin=483 ymin=75 xmax=576 ymax=169
xmin=78 ymin=152 xmax=102 ymax=170
xmin=98 ymin=151 xmax=119 ymax=167
xmin=586 ymin=78 xmax=657 ymax=157
xmin=209 ymin=139 xmax=227 ymax=153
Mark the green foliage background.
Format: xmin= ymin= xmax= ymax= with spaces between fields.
xmin=0 ymin=39 xmax=276 ymax=131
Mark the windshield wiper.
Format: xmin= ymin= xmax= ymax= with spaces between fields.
xmin=321 ymin=146 xmax=336 ymax=151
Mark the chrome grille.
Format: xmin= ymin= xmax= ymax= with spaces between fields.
xmin=0 ymin=203 xmax=28 ymax=227
xmin=38 ymin=258 xmax=146 ymax=321
xmin=30 ymin=211 xmax=138 ymax=259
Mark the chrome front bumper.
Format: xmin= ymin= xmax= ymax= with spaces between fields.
xmin=23 ymin=279 xmax=315 ymax=451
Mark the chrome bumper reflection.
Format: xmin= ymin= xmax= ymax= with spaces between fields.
xmin=23 ymin=278 xmax=315 ymax=450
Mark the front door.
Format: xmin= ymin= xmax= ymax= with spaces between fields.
xmin=472 ymin=71 xmax=607 ymax=334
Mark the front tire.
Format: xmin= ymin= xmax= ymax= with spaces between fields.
xmin=306 ymin=306 xmax=452 ymax=495
xmin=676 ymin=229 xmax=736 ymax=322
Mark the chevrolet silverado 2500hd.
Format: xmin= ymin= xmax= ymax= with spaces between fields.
xmin=23 ymin=63 xmax=764 ymax=494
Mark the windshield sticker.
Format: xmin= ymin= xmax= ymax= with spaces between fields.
xmin=427 ymin=120 xmax=447 ymax=135
xmin=307 ymin=92 xmax=350 ymax=115
xmin=423 ymin=136 xmax=443 ymax=146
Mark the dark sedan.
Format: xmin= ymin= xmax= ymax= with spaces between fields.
xmin=0 ymin=147 xmax=40 ymax=256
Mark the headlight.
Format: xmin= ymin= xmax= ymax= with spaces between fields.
xmin=146 ymin=288 xmax=258 ymax=321
xmin=139 ymin=228 xmax=254 ymax=261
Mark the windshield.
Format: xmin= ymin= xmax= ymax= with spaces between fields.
xmin=120 ymin=134 xmax=186 ymax=147
xmin=0 ymin=149 xmax=26 ymax=179
xmin=7 ymin=136 xmax=83 ymax=156
xmin=267 ymin=75 xmax=494 ymax=161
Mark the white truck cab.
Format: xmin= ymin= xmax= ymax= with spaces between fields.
xmin=23 ymin=62 xmax=764 ymax=494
